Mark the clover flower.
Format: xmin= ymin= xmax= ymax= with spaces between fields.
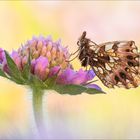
xmin=0 ymin=35 xmax=104 ymax=139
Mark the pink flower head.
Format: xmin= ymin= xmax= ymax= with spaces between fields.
xmin=0 ymin=35 xmax=101 ymax=91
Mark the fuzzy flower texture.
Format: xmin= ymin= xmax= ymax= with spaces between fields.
xmin=0 ymin=35 xmax=101 ymax=91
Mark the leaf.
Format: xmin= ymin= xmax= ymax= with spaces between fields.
xmin=0 ymin=68 xmax=7 ymax=78
xmin=4 ymin=51 xmax=25 ymax=83
xmin=52 ymin=84 xmax=105 ymax=95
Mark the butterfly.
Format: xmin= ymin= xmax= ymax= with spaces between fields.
xmin=71 ymin=31 xmax=140 ymax=89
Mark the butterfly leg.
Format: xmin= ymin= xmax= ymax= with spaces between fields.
xmin=83 ymin=79 xmax=99 ymax=86
xmin=69 ymin=48 xmax=80 ymax=57
xmin=85 ymin=57 xmax=90 ymax=71
xmin=66 ymin=52 xmax=80 ymax=62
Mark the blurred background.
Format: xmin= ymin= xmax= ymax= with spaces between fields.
xmin=0 ymin=1 xmax=140 ymax=139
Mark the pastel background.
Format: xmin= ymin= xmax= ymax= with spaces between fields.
xmin=0 ymin=1 xmax=140 ymax=139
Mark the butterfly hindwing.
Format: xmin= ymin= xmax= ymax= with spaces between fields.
xmin=90 ymin=41 xmax=140 ymax=88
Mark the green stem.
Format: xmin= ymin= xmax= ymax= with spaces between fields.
xmin=32 ymin=88 xmax=45 ymax=137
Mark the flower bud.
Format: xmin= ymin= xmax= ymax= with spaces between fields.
xmin=34 ymin=56 xmax=49 ymax=81
xmin=11 ymin=51 xmax=22 ymax=70
xmin=0 ymin=48 xmax=5 ymax=63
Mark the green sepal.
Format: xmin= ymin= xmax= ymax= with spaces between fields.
xmin=22 ymin=56 xmax=30 ymax=81
xmin=4 ymin=51 xmax=25 ymax=84
xmin=44 ymin=75 xmax=57 ymax=88
xmin=30 ymin=74 xmax=47 ymax=89
xmin=85 ymin=88 xmax=105 ymax=94
xmin=52 ymin=84 xmax=105 ymax=95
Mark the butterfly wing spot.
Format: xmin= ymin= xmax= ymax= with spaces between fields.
xmin=113 ymin=57 xmax=119 ymax=61
xmin=107 ymin=52 xmax=116 ymax=57
xmin=127 ymin=55 xmax=133 ymax=60
xmin=119 ymin=72 xmax=127 ymax=79
xmin=105 ymin=44 xmax=114 ymax=51
xmin=130 ymin=60 xmax=139 ymax=67
xmin=126 ymin=79 xmax=130 ymax=83
xmin=117 ymin=82 xmax=124 ymax=88
xmin=98 ymin=67 xmax=104 ymax=74
xmin=135 ymin=66 xmax=139 ymax=70
xmin=94 ymin=66 xmax=98 ymax=71
xmin=115 ymin=75 xmax=120 ymax=83
xmin=99 ymin=53 xmax=104 ymax=56
xmin=133 ymin=48 xmax=138 ymax=53
xmin=109 ymin=62 xmax=115 ymax=67
xmin=125 ymin=67 xmax=130 ymax=72
xmin=107 ymin=49 xmax=115 ymax=53
xmin=93 ymin=58 xmax=98 ymax=61
xmin=94 ymin=47 xmax=100 ymax=53
xmin=105 ymin=63 xmax=112 ymax=71
xmin=125 ymin=49 xmax=130 ymax=52
xmin=109 ymin=57 xmax=115 ymax=62
xmin=135 ymin=57 xmax=139 ymax=61
xmin=107 ymin=83 xmax=114 ymax=88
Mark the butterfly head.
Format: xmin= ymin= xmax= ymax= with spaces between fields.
xmin=77 ymin=31 xmax=90 ymax=49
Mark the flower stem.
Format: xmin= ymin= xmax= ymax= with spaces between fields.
xmin=32 ymin=88 xmax=46 ymax=138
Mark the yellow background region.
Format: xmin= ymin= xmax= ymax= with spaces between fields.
xmin=0 ymin=1 xmax=140 ymax=139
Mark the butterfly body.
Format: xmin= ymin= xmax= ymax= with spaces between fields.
xmin=77 ymin=31 xmax=140 ymax=88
